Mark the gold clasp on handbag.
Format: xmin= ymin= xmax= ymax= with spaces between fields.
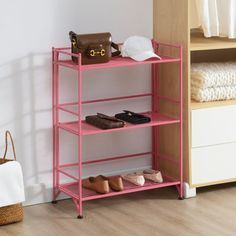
xmin=89 ymin=49 xmax=106 ymax=57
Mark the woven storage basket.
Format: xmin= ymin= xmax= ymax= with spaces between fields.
xmin=0 ymin=204 xmax=23 ymax=226
xmin=0 ymin=131 xmax=23 ymax=226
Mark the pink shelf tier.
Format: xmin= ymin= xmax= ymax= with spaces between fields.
xmin=59 ymin=176 xmax=180 ymax=202
xmin=56 ymin=56 xmax=180 ymax=71
xmin=58 ymin=112 xmax=180 ymax=136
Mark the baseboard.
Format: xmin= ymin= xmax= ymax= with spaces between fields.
xmin=23 ymin=183 xmax=67 ymax=206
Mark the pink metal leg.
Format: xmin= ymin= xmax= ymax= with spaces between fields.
xmin=55 ymin=51 xmax=60 ymax=197
xmin=179 ymin=46 xmax=184 ymax=199
xmin=52 ymin=47 xmax=56 ymax=201
xmin=154 ymin=63 xmax=160 ymax=171
xmin=52 ymin=49 xmax=61 ymax=202
xmin=153 ymin=42 xmax=160 ymax=171
xmin=151 ymin=64 xmax=156 ymax=170
xmin=77 ymin=54 xmax=83 ymax=218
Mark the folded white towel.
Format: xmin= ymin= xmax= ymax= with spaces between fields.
xmin=0 ymin=161 xmax=25 ymax=207
xmin=192 ymin=85 xmax=236 ymax=102
xmin=191 ymin=62 xmax=236 ymax=89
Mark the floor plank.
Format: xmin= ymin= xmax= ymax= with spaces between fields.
xmin=1 ymin=184 xmax=236 ymax=236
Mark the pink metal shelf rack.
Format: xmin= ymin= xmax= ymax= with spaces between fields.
xmin=52 ymin=41 xmax=183 ymax=218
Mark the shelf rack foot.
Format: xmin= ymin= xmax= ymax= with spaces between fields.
xmin=52 ymin=190 xmax=61 ymax=204
xmin=72 ymin=198 xmax=83 ymax=219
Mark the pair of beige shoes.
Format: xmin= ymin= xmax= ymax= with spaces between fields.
xmin=82 ymin=175 xmax=124 ymax=194
xmin=122 ymin=169 xmax=163 ymax=186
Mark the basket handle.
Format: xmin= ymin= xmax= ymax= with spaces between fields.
xmin=3 ymin=131 xmax=16 ymax=161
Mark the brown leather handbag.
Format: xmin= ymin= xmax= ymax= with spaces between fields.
xmin=85 ymin=113 xmax=125 ymax=130
xmin=69 ymin=31 xmax=120 ymax=65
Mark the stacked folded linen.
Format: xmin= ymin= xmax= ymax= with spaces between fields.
xmin=191 ymin=62 xmax=236 ymax=102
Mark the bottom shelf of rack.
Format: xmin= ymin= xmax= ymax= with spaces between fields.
xmin=58 ymin=176 xmax=180 ymax=202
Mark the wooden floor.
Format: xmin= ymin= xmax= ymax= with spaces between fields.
xmin=2 ymin=184 xmax=236 ymax=236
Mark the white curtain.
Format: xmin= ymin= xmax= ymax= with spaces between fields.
xmin=193 ymin=0 xmax=236 ymax=38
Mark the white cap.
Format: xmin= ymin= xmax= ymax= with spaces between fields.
xmin=121 ymin=36 xmax=161 ymax=61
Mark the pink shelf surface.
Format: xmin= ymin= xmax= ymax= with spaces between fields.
xmin=55 ymin=56 xmax=180 ymax=71
xmin=59 ymin=176 xmax=180 ymax=202
xmin=58 ymin=112 xmax=180 ymax=136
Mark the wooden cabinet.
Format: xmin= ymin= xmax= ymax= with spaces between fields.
xmin=192 ymin=106 xmax=236 ymax=147
xmin=192 ymin=143 xmax=236 ymax=186
xmin=154 ymin=0 xmax=236 ymax=197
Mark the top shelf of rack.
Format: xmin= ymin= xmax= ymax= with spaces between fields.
xmin=53 ymin=42 xmax=182 ymax=71
xmin=190 ymin=31 xmax=236 ymax=51
xmin=56 ymin=56 xmax=180 ymax=71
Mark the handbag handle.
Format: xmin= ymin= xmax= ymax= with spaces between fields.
xmin=111 ymin=42 xmax=121 ymax=57
xmin=3 ymin=131 xmax=16 ymax=161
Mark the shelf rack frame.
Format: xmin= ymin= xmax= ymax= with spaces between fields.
xmin=52 ymin=41 xmax=183 ymax=218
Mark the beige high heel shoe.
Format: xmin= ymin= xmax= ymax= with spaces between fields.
xmin=143 ymin=169 xmax=163 ymax=183
xmin=122 ymin=173 xmax=145 ymax=186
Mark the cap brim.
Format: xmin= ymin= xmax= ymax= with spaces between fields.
xmin=130 ymin=51 xmax=161 ymax=61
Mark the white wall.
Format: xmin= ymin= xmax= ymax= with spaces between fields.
xmin=0 ymin=0 xmax=153 ymax=205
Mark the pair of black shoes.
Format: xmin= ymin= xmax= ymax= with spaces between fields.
xmin=85 ymin=110 xmax=151 ymax=130
xmin=115 ymin=110 xmax=151 ymax=124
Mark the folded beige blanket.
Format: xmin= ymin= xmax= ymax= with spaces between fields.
xmin=192 ymin=85 xmax=236 ymax=102
xmin=191 ymin=62 xmax=236 ymax=89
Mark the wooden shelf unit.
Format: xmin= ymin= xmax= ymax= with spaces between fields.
xmin=190 ymin=31 xmax=236 ymax=51
xmin=191 ymin=99 xmax=236 ymax=110
xmin=154 ymin=0 xmax=236 ymax=196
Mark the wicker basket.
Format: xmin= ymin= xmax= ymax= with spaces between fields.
xmin=0 ymin=204 xmax=23 ymax=226
xmin=0 ymin=131 xmax=23 ymax=226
